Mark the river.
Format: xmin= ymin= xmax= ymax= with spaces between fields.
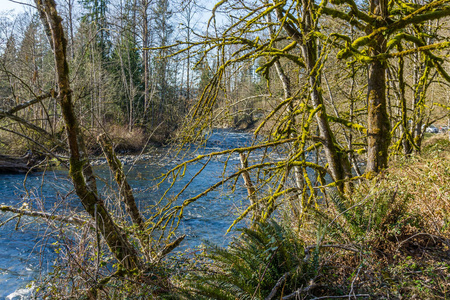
xmin=0 ymin=129 xmax=261 ymax=299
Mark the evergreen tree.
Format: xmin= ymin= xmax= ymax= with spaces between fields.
xmin=110 ymin=22 xmax=143 ymax=128
xmin=151 ymin=0 xmax=174 ymax=125
xmin=80 ymin=0 xmax=110 ymax=58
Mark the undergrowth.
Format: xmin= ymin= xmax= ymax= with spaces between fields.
xmin=182 ymin=220 xmax=312 ymax=299
xmin=179 ymin=137 xmax=450 ymax=299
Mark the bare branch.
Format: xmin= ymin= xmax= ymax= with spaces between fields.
xmin=0 ymin=205 xmax=89 ymax=226
xmin=265 ymin=272 xmax=290 ymax=300
xmin=0 ymin=92 xmax=52 ymax=121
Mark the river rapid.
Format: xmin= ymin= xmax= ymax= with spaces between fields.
xmin=0 ymin=129 xmax=260 ymax=299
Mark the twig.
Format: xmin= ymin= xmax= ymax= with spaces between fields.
xmin=6 ymin=0 xmax=36 ymax=9
xmin=265 ymin=272 xmax=290 ymax=300
xmin=304 ymin=244 xmax=360 ymax=262
xmin=0 ymin=214 xmax=20 ymax=227
xmin=155 ymin=235 xmax=186 ymax=261
xmin=281 ymin=283 xmax=318 ymax=299
xmin=325 ymin=190 xmax=375 ymax=234
xmin=397 ymin=232 xmax=442 ymax=250
xmin=0 ymin=92 xmax=51 ymax=118
xmin=87 ymin=268 xmax=128 ymax=299
xmin=310 ymin=294 xmax=369 ymax=299
xmin=349 ymin=262 xmax=364 ymax=299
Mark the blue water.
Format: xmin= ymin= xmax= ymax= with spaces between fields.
xmin=0 ymin=129 xmax=260 ymax=299
xmin=0 ymin=170 xmax=71 ymax=299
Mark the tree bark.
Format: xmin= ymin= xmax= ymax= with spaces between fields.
xmin=98 ymin=135 xmax=146 ymax=230
xmin=142 ymin=0 xmax=150 ymax=118
xmin=239 ymin=152 xmax=260 ymax=222
xmin=365 ymin=0 xmax=390 ymax=175
xmin=397 ymin=48 xmax=412 ymax=155
xmin=0 ymin=204 xmax=88 ymax=226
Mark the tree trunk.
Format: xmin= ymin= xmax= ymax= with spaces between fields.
xmin=98 ymin=135 xmax=146 ymax=231
xmin=397 ymin=49 xmax=412 ymax=155
xmin=276 ymin=0 xmax=352 ymax=191
xmin=34 ymin=0 xmax=140 ymax=270
xmin=303 ymin=41 xmax=352 ymax=189
xmin=266 ymin=11 xmax=304 ymax=212
xmin=366 ymin=0 xmax=390 ymax=175
xmin=142 ymin=0 xmax=149 ymax=118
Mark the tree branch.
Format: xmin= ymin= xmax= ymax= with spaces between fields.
xmin=265 ymin=272 xmax=290 ymax=300
xmin=0 ymin=91 xmax=52 ymax=121
xmin=0 ymin=205 xmax=89 ymax=226
xmin=381 ymin=41 xmax=450 ymax=59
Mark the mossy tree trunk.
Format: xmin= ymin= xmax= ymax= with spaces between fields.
xmin=265 ymin=10 xmax=305 ymax=213
xmin=34 ymin=0 xmax=140 ymax=270
xmin=301 ymin=38 xmax=352 ymax=191
xmin=319 ymin=0 xmax=450 ymax=174
xmin=276 ymin=0 xmax=352 ymax=192
xmin=366 ymin=0 xmax=390 ymax=175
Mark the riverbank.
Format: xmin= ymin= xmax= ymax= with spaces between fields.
xmin=0 ymin=123 xmax=257 ymax=172
xmin=0 ymin=154 xmax=33 ymax=173
xmin=312 ymin=136 xmax=450 ymax=298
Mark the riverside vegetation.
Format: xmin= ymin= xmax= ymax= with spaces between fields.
xmin=179 ymin=135 xmax=450 ymax=299
xmin=32 ymin=134 xmax=450 ymax=299
xmin=1 ymin=0 xmax=450 ymax=298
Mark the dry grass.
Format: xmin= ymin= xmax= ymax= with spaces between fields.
xmin=106 ymin=125 xmax=148 ymax=153
xmin=387 ymin=158 xmax=450 ymax=238
xmin=286 ymin=136 xmax=450 ymax=299
xmin=83 ymin=124 xmax=170 ymax=154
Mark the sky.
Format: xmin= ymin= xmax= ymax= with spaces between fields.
xmin=1 ymin=0 xmax=28 ymax=13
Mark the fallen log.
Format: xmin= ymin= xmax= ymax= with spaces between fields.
xmin=0 ymin=153 xmax=34 ymax=173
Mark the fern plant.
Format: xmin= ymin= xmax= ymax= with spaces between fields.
xmin=184 ymin=220 xmax=314 ymax=299
xmin=319 ymin=188 xmax=421 ymax=245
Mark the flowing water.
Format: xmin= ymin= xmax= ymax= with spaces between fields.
xmin=0 ymin=129 xmax=263 ymax=299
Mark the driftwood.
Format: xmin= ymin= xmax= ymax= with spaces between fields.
xmin=0 ymin=153 xmax=35 ymax=173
